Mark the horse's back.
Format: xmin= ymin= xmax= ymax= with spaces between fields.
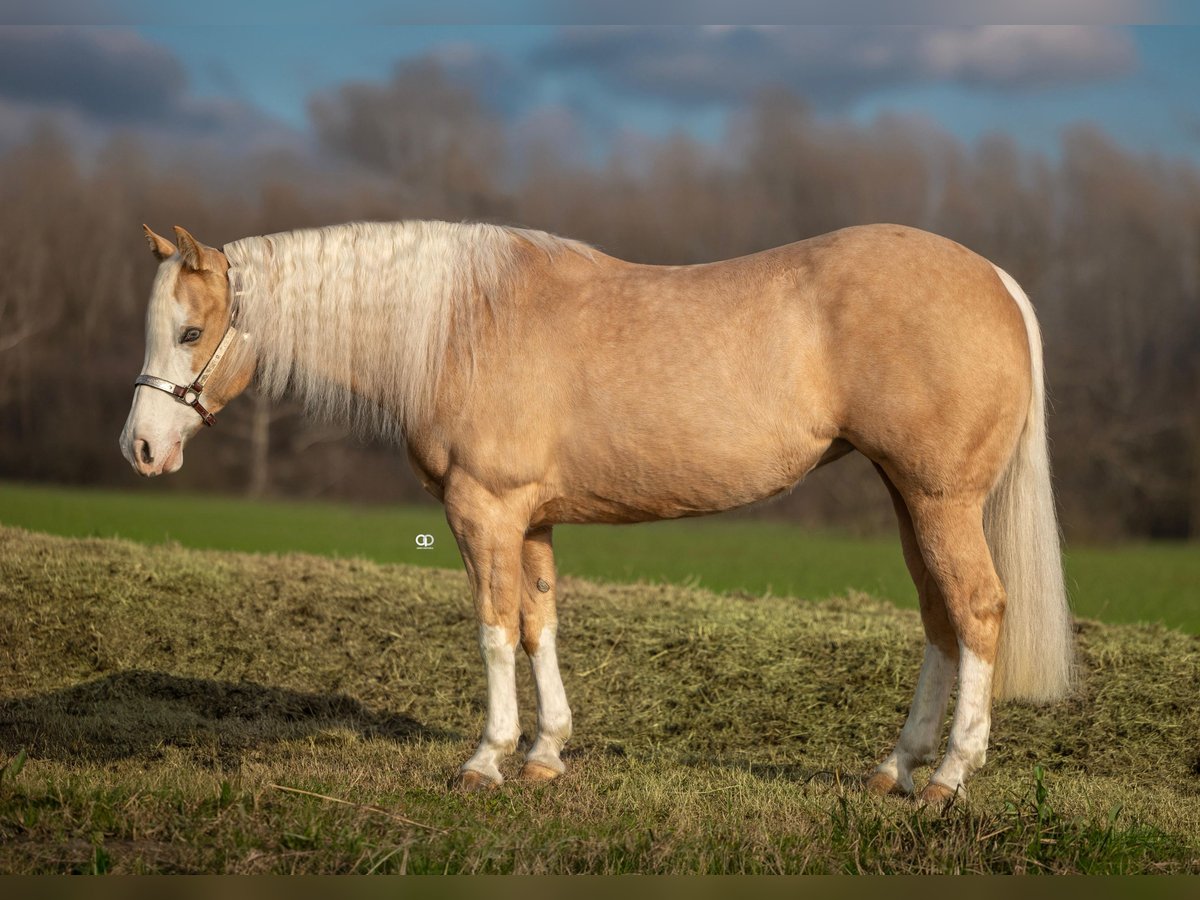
xmin=548 ymin=222 xmax=1031 ymax=441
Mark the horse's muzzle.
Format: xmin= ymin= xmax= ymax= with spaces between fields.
xmin=123 ymin=435 xmax=182 ymax=477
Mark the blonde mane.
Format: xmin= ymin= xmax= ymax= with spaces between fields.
xmin=223 ymin=221 xmax=592 ymax=440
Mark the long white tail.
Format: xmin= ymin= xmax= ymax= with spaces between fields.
xmin=984 ymin=266 xmax=1075 ymax=702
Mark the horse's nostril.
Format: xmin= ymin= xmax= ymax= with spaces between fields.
xmin=136 ymin=439 xmax=153 ymax=464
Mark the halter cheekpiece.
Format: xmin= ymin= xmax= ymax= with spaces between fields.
xmin=133 ymin=275 xmax=242 ymax=428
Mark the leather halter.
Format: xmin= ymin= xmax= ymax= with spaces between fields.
xmin=133 ymin=292 xmax=241 ymax=428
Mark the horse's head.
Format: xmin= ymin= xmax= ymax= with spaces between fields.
xmin=119 ymin=225 xmax=254 ymax=477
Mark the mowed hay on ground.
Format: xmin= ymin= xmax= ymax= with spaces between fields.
xmin=0 ymin=525 xmax=1197 ymax=873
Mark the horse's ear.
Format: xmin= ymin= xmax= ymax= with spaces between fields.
xmin=173 ymin=225 xmax=216 ymax=272
xmin=143 ymin=224 xmax=176 ymax=261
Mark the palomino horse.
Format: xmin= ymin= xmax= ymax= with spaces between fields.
xmin=121 ymin=222 xmax=1073 ymax=804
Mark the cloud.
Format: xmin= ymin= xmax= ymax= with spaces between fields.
xmin=530 ymin=26 xmax=1138 ymax=109
xmin=919 ymin=26 xmax=1138 ymax=88
xmin=525 ymin=1 xmax=1164 ymax=27
xmin=3 ymin=0 xmax=1170 ymax=27
xmin=0 ymin=27 xmax=189 ymax=123
xmin=1 ymin=0 xmax=131 ymax=25
xmin=0 ymin=27 xmax=298 ymax=155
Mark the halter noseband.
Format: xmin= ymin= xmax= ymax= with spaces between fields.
xmin=133 ymin=289 xmax=241 ymax=428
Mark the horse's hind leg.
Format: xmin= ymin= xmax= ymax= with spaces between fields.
xmin=518 ymin=526 xmax=573 ymax=782
xmin=904 ymin=490 xmax=1006 ymax=806
xmin=444 ymin=482 xmax=529 ymax=790
xmin=866 ymin=466 xmax=958 ymax=797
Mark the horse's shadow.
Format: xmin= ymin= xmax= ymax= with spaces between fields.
xmin=0 ymin=669 xmax=453 ymax=768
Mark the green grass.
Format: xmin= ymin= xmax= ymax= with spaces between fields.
xmin=1 ymin=525 xmax=1198 ymax=873
xmin=1 ymin=481 xmax=1198 ymax=632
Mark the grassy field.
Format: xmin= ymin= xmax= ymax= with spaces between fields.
xmin=1 ymin=525 xmax=1198 ymax=874
xmin=2 ymin=481 xmax=1199 ymax=632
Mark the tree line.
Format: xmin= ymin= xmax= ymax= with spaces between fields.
xmin=1 ymin=65 xmax=1197 ymax=540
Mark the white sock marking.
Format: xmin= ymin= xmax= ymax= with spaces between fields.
xmin=875 ymin=643 xmax=956 ymax=792
xmin=462 ymin=623 xmax=520 ymax=783
xmin=930 ymin=645 xmax=994 ymax=792
xmin=526 ymin=624 xmax=572 ymax=772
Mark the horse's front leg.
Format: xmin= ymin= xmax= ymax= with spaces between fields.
xmin=446 ymin=483 xmax=528 ymax=791
xmin=518 ymin=526 xmax=572 ymax=782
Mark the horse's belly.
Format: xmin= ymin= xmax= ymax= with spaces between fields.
xmin=531 ymin=425 xmax=833 ymax=527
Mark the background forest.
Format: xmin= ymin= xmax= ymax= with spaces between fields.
xmin=1 ymin=62 xmax=1197 ymax=540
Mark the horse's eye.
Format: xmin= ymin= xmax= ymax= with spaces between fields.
xmin=180 ymin=327 xmax=202 ymax=344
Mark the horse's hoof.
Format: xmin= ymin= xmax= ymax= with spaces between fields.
xmin=453 ymin=769 xmax=500 ymax=793
xmin=865 ymin=772 xmax=904 ymax=796
xmin=519 ymin=761 xmax=562 ymax=783
xmin=917 ymin=781 xmax=957 ymax=810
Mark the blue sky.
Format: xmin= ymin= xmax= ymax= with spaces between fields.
xmin=2 ymin=19 xmax=1199 ymax=164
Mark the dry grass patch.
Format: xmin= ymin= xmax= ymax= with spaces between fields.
xmin=0 ymin=526 xmax=1196 ymax=873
